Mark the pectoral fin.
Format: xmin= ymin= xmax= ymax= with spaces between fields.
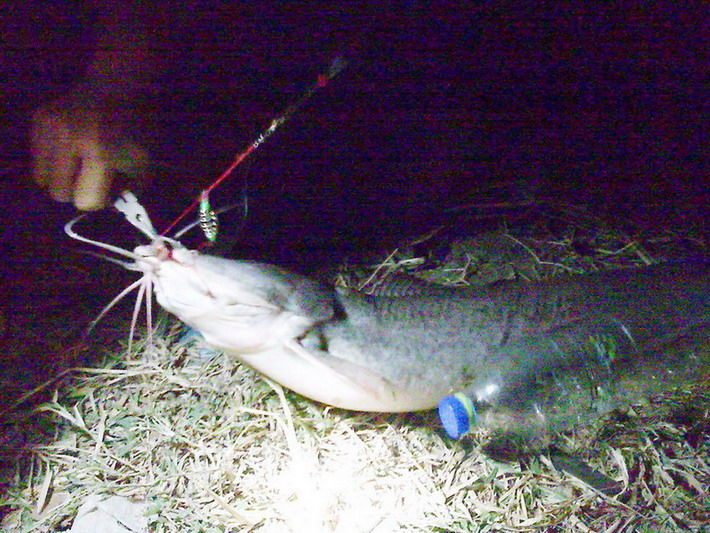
xmin=284 ymin=339 xmax=398 ymax=401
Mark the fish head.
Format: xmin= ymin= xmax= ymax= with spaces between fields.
xmin=137 ymin=244 xmax=334 ymax=354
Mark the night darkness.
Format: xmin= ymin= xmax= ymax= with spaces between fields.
xmin=0 ymin=0 xmax=707 ymax=441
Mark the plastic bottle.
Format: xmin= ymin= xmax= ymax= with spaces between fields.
xmin=438 ymin=329 xmax=707 ymax=439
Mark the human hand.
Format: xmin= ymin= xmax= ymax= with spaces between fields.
xmin=31 ymin=89 xmax=150 ymax=210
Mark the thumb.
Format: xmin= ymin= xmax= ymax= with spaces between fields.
xmin=72 ymin=132 xmax=111 ymax=211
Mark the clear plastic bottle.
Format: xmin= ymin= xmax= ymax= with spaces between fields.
xmin=438 ymin=318 xmax=708 ymax=439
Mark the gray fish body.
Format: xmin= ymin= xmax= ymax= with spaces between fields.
xmin=317 ymin=262 xmax=709 ymax=422
xmin=326 ymin=263 xmax=708 ymax=383
xmin=133 ymin=243 xmax=710 ymax=417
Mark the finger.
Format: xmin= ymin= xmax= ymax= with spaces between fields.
xmin=49 ymin=130 xmax=81 ymax=203
xmin=73 ymin=134 xmax=111 ymax=211
xmin=115 ymin=142 xmax=150 ymax=177
xmin=30 ymin=110 xmax=61 ymax=188
xmin=112 ymin=142 xmax=151 ymax=193
xmin=33 ymin=113 xmax=78 ymax=203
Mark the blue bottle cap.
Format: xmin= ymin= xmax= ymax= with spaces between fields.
xmin=438 ymin=393 xmax=477 ymax=439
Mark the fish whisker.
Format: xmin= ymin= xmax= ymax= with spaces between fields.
xmin=65 ymin=215 xmax=141 ymax=262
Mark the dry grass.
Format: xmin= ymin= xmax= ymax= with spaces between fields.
xmin=2 ymin=204 xmax=708 ymax=532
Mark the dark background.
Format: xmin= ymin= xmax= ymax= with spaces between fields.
xmin=0 ymin=1 xmax=707 ymax=386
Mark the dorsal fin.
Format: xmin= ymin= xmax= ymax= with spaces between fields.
xmin=364 ymin=274 xmax=456 ymax=297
